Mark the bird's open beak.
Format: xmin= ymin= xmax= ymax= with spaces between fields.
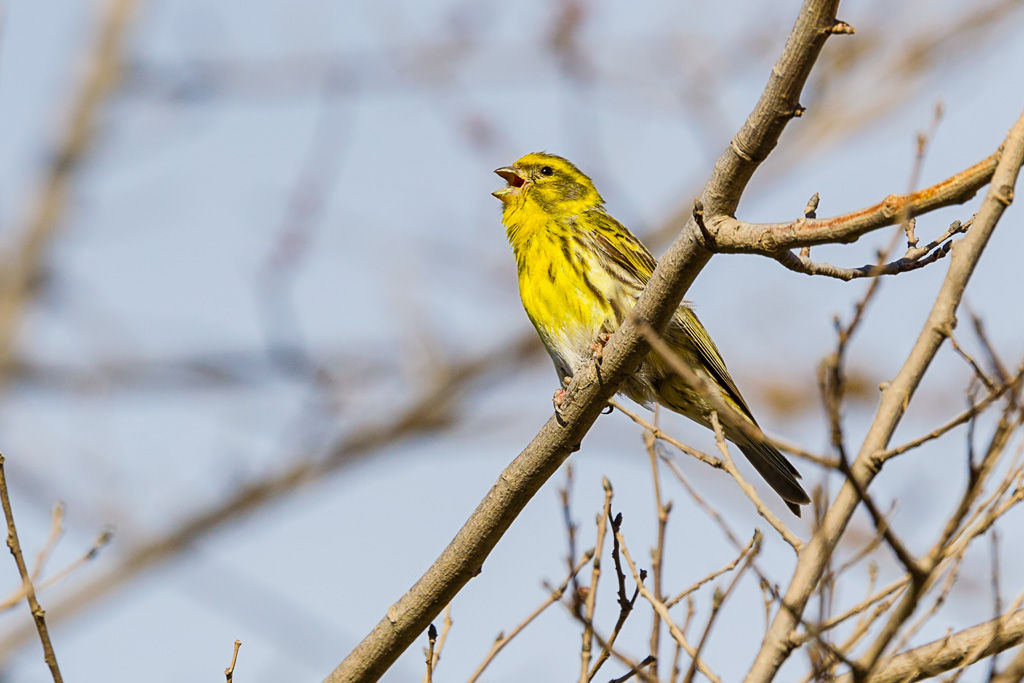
xmin=492 ymin=167 xmax=526 ymax=202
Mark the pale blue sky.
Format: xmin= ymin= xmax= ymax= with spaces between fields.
xmin=0 ymin=1 xmax=1022 ymax=681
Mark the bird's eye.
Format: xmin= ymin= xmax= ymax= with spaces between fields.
xmin=540 ymin=166 xmax=554 ymax=176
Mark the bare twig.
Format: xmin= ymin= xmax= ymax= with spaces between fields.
xmin=646 ymin=429 xmax=671 ymax=680
xmin=680 ymin=545 xmax=757 ymax=683
xmin=835 ymin=609 xmax=1024 ymax=683
xmin=609 ymin=656 xmax=658 ymax=683
xmin=708 ymin=155 xmax=998 ymax=254
xmin=990 ymin=644 xmax=1024 ymax=683
xmin=561 ymin=464 xmax=582 ymax=613
xmin=614 ymin=525 xmax=724 ymax=683
xmin=225 ymin=640 xmax=241 ymax=683
xmin=660 ymin=454 xmax=747 ymax=551
xmin=609 ymin=399 xmax=723 ymax=469
xmin=772 ymin=231 xmax=956 ymax=281
xmin=0 ymin=335 xmax=537 ymax=659
xmin=562 ymin=605 xmax=659 ymax=683
xmin=949 ymin=333 xmax=997 ymax=391
xmin=0 ymin=0 xmax=138 ymax=372
xmin=792 ymin=577 xmax=908 ymax=647
xmin=708 ymin=413 xmax=803 ymax=550
xmin=468 ymin=551 xmax=592 ymax=683
xmin=0 ymin=454 xmax=64 ymax=683
xmin=972 ymin=313 xmax=1011 ymax=387
xmin=580 ymin=479 xmax=614 ymax=683
xmin=666 ymin=531 xmax=760 ymax=608
xmin=0 ymin=526 xmax=113 ymax=612
xmin=744 ymin=106 xmax=1024 ymax=683
xmin=426 ymin=605 xmax=452 ymax=681
xmin=30 ymin=504 xmax=65 ymax=584
xmin=876 ymin=370 xmax=1022 ymax=459
xmin=424 ymin=624 xmax=436 ymax=683
xmin=589 ymin=513 xmax=642 ymax=682
xmin=775 ymin=208 xmax=967 ymax=282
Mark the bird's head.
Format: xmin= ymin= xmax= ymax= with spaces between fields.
xmin=492 ymin=152 xmax=604 ymax=218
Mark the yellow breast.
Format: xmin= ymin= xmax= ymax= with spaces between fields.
xmin=511 ymin=217 xmax=616 ymax=375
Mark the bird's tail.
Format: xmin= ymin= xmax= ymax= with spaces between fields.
xmin=734 ymin=436 xmax=810 ymax=517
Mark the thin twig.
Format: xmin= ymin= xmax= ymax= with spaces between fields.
xmin=680 ymin=546 xmax=757 ymax=683
xmin=424 ymin=624 xmax=436 ymax=683
xmin=609 ymin=656 xmax=658 ymax=683
xmin=950 ymin=334 xmax=997 ymax=391
xmin=224 ymin=640 xmax=241 ymax=683
xmin=0 ymin=527 xmax=114 ymax=612
xmin=792 ymin=577 xmax=908 ymax=646
xmin=877 ymin=369 xmax=1022 ymax=460
xmin=0 ymin=0 xmax=138 ymax=372
xmin=646 ymin=429 xmax=670 ymax=680
xmin=580 ymin=480 xmax=614 ymax=683
xmin=561 ymin=463 xmax=582 ymax=614
xmin=589 ymin=513 xmax=642 ymax=682
xmin=613 ymin=526 xmax=724 ymax=683
xmin=746 ymin=107 xmax=1024 ymax=683
xmin=427 ymin=605 xmax=452 ymax=680
xmin=467 ymin=550 xmax=593 ymax=683
xmin=708 ymin=154 xmax=994 ymax=253
xmin=30 ymin=504 xmax=65 ymax=584
xmin=561 ymin=603 xmax=660 ymax=683
xmin=773 ymin=233 xmax=956 ymax=280
xmin=709 ymin=413 xmax=803 ymax=550
xmin=0 ymin=454 xmax=64 ymax=683
xmin=666 ymin=531 xmax=760 ymax=608
xmin=609 ymin=400 xmax=723 ymax=469
xmin=972 ymin=313 xmax=1011 ymax=387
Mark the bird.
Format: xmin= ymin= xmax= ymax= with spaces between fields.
xmin=492 ymin=151 xmax=810 ymax=516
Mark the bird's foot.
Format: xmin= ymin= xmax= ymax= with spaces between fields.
xmin=590 ymin=332 xmax=612 ymax=360
xmin=553 ymin=376 xmax=572 ymax=411
xmin=553 ymin=388 xmax=567 ymax=409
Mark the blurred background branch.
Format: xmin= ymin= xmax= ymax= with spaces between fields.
xmin=0 ymin=0 xmax=1022 ymax=681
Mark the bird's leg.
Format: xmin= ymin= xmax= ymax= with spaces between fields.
xmin=590 ymin=332 xmax=612 ymax=360
xmin=553 ymin=375 xmax=572 ymax=409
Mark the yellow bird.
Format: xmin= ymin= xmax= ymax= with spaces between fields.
xmin=493 ymin=152 xmax=809 ymax=515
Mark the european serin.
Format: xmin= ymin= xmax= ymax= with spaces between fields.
xmin=493 ymin=152 xmax=809 ymax=516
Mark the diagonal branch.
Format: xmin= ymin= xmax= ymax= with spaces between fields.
xmin=771 ymin=229 xmax=955 ymax=280
xmin=0 ymin=0 xmax=138 ymax=374
xmin=834 ymin=608 xmax=1024 ymax=683
xmin=742 ymin=106 xmax=1024 ymax=683
xmin=0 ymin=337 xmax=537 ymax=662
xmin=0 ymin=455 xmax=64 ymax=683
xmin=323 ymin=1 xmax=844 ymax=681
xmin=708 ymin=154 xmax=999 ymax=253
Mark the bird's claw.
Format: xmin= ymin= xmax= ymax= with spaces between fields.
xmin=590 ymin=332 xmax=612 ymax=360
xmin=554 ymin=376 xmax=572 ymax=414
xmin=553 ymin=388 xmax=567 ymax=413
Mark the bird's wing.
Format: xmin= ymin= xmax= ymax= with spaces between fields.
xmin=584 ymin=209 xmax=757 ymax=422
xmin=583 ymin=209 xmax=657 ymax=286
xmin=674 ymin=306 xmax=758 ymax=422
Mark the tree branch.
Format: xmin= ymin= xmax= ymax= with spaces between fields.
xmin=834 ymin=608 xmax=1024 ymax=683
xmin=0 ymin=455 xmax=64 ymax=683
xmin=0 ymin=0 xmax=138 ymax=373
xmin=708 ymin=154 xmax=998 ymax=253
xmin=322 ymin=1 xmax=843 ymax=680
xmin=742 ymin=106 xmax=1024 ymax=683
